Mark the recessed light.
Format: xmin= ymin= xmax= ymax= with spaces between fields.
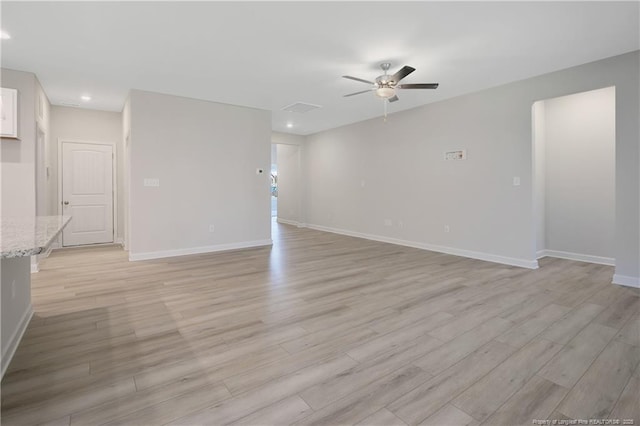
xmin=286 ymin=123 xmax=293 ymax=128
xmin=81 ymin=95 xmax=91 ymax=102
xmin=1 ymin=31 xmax=11 ymax=40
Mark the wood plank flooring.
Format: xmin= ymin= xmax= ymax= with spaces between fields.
xmin=2 ymin=222 xmax=639 ymax=425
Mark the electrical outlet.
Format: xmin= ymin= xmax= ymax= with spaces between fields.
xmin=444 ymin=225 xmax=450 ymax=233
xmin=209 ymin=225 xmax=215 ymax=232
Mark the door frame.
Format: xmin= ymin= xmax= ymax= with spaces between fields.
xmin=36 ymin=123 xmax=47 ymax=216
xmin=32 ymin=123 xmax=48 ymax=271
xmin=57 ymin=138 xmax=118 ymax=246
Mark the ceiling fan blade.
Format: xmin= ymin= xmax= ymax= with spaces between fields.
xmin=343 ymin=89 xmax=375 ymax=97
xmin=398 ymin=83 xmax=439 ymax=89
xmin=390 ymin=66 xmax=415 ymax=84
xmin=343 ymin=75 xmax=375 ymax=85
xmin=388 ymin=95 xmax=399 ymax=103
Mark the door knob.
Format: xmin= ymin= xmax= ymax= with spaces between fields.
xmin=63 ymin=201 xmax=69 ymax=205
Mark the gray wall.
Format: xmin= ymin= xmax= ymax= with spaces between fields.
xmin=304 ymin=82 xmax=541 ymax=267
xmin=303 ymin=51 xmax=639 ymax=281
xmin=122 ymin=97 xmax=131 ymax=250
xmin=34 ymin=77 xmax=51 ymax=217
xmin=542 ymin=87 xmax=615 ymax=260
xmin=533 ymin=102 xmax=546 ymax=255
xmin=129 ymin=90 xmax=272 ymax=259
xmin=276 ymin=144 xmax=302 ymax=224
xmin=272 ymin=131 xmax=305 ymax=146
xmin=49 ymin=106 xmax=124 ymax=241
xmin=1 ymin=69 xmax=37 ymax=219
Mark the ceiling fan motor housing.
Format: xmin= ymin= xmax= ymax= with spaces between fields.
xmin=375 ymin=75 xmax=393 ymax=86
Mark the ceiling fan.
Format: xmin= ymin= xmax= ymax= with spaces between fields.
xmin=343 ymin=63 xmax=439 ymax=103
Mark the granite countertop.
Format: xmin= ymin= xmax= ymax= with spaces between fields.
xmin=1 ymin=215 xmax=72 ymax=259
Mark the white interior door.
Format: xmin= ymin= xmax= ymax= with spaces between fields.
xmin=62 ymin=142 xmax=114 ymax=246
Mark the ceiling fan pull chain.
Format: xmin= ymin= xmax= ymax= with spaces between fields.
xmin=384 ymin=99 xmax=388 ymax=121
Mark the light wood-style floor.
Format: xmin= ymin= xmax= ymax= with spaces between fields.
xmin=2 ymin=222 xmax=639 ymax=426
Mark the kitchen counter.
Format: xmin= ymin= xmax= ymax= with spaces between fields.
xmin=1 ymin=215 xmax=71 ymax=377
xmin=1 ymin=215 xmax=72 ymax=258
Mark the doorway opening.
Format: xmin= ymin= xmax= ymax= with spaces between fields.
xmin=271 ymin=144 xmax=278 ymax=218
xmin=533 ymin=86 xmax=615 ymax=267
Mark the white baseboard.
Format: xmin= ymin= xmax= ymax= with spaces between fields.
xmin=538 ymin=249 xmax=615 ymax=266
xmin=305 ymin=223 xmax=538 ymax=269
xmin=612 ymin=274 xmax=640 ymax=288
xmin=276 ymin=218 xmax=307 ymax=228
xmin=115 ymin=237 xmax=124 ymax=247
xmin=129 ymin=239 xmax=273 ymax=262
xmin=1 ymin=305 xmax=33 ymax=379
xmin=277 ymin=218 xmax=307 ymax=228
xmin=277 ymin=218 xmax=300 ymax=227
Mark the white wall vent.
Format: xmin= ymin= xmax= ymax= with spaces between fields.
xmin=281 ymin=102 xmax=322 ymax=113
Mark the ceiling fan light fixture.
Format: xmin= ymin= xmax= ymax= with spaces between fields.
xmin=375 ymin=86 xmax=395 ymax=99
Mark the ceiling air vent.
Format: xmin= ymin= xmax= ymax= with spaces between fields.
xmin=281 ymin=102 xmax=322 ymax=114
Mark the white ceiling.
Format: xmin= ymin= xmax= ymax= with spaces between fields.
xmin=1 ymin=2 xmax=638 ymax=135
